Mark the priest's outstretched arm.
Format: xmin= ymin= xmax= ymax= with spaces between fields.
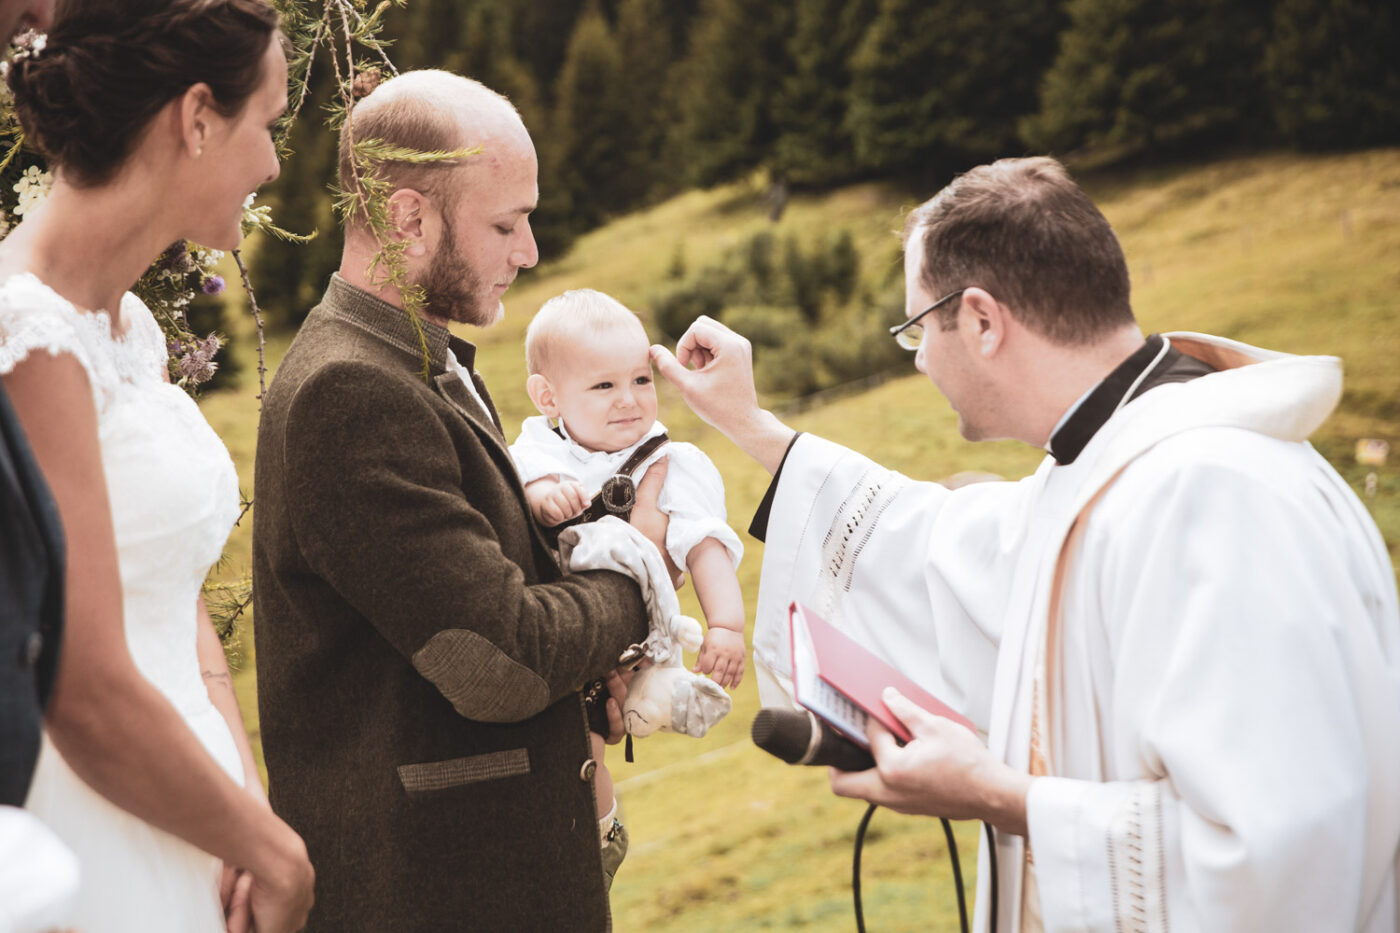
xmin=651 ymin=317 xmax=1023 ymax=721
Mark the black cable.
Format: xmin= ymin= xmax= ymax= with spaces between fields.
xmin=941 ymin=817 xmax=969 ymax=933
xmin=852 ymin=803 xmax=876 ymax=933
xmin=852 ymin=806 xmax=980 ymax=933
xmin=984 ymin=822 xmax=998 ymax=933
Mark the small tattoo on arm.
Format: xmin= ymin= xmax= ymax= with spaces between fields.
xmin=201 ymin=669 xmax=232 ymax=689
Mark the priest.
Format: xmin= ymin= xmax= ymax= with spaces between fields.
xmin=650 ymin=156 xmax=1400 ymax=932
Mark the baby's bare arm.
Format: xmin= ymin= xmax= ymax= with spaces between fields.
xmin=523 ymin=477 xmax=589 ymax=527
xmin=688 ymin=537 xmax=746 ymax=688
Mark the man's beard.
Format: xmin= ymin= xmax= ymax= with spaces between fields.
xmin=417 ymin=216 xmax=503 ymax=327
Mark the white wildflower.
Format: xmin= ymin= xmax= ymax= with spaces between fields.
xmin=13 ymin=165 xmax=53 ymax=217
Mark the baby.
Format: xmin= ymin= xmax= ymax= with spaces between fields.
xmin=510 ymin=288 xmax=746 ymax=885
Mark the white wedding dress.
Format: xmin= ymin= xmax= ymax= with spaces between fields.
xmin=0 ymin=272 xmax=243 ymax=932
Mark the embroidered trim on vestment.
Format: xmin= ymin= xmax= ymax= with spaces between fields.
xmin=814 ymin=466 xmax=906 ymax=620
xmin=1106 ymin=782 xmax=1168 ymax=933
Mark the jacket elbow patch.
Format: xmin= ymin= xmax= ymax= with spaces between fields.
xmin=412 ymin=629 xmax=550 ymax=721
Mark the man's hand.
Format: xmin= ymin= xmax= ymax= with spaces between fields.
xmin=828 ymin=688 xmax=1032 ymax=836
xmin=650 ymin=317 xmax=796 ymax=475
xmin=524 ymin=477 xmax=589 ymax=527
xmin=693 ymin=627 xmax=745 ymax=689
xmin=630 ymin=457 xmax=684 ymax=589
xmin=601 ymin=668 xmax=634 ymax=745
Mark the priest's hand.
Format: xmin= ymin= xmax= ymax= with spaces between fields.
xmin=828 ymin=688 xmax=1032 ymax=837
xmin=650 ymin=316 xmax=795 ymax=475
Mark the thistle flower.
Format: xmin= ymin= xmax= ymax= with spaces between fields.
xmin=158 ymin=241 xmax=197 ymax=274
xmin=202 ymin=274 xmax=225 ymax=296
xmin=176 ymin=333 xmax=222 ymax=387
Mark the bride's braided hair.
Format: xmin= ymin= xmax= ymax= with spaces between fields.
xmin=8 ymin=0 xmax=281 ymax=187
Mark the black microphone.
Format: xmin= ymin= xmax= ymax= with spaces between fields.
xmin=751 ymin=708 xmax=875 ymax=772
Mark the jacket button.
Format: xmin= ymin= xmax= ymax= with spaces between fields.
xmin=579 ymin=759 xmax=597 ymax=782
xmin=20 ymin=631 xmax=42 ymax=668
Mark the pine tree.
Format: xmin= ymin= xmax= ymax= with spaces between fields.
xmin=1023 ymin=0 xmax=1270 ymax=155
xmin=613 ymin=0 xmax=677 ymax=203
xmin=508 ymin=0 xmax=590 ymax=106
xmin=1264 ymin=0 xmax=1400 ymax=149
xmin=456 ymin=0 xmax=546 ymax=135
xmin=847 ymin=0 xmax=1061 ymax=183
xmin=547 ymin=4 xmax=631 ymax=232
xmin=771 ymin=0 xmax=876 ymax=188
xmin=667 ymin=0 xmax=793 ymax=187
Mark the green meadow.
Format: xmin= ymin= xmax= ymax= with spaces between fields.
xmin=202 ymin=148 xmax=1400 ymax=931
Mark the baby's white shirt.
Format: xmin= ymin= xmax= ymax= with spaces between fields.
xmin=510 ymin=416 xmax=742 ymax=573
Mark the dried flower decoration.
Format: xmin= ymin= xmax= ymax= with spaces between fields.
xmin=175 ymin=332 xmax=222 ymax=387
xmin=202 ymin=274 xmax=226 ymax=296
xmin=159 ymin=240 xmax=197 ymax=274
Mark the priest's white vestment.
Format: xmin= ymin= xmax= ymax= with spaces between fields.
xmin=754 ymin=333 xmax=1400 ymax=932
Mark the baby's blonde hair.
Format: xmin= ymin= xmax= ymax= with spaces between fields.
xmin=524 ymin=289 xmax=647 ymax=377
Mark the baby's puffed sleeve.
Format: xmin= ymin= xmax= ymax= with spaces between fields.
xmin=509 ymin=417 xmax=577 ymax=486
xmin=653 ymin=442 xmax=743 ymax=573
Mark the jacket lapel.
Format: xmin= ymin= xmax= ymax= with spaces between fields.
xmin=433 ymin=371 xmax=563 ymax=567
xmin=434 ymin=371 xmax=510 ymax=460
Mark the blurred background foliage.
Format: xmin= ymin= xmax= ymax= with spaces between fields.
xmin=234 ymin=0 xmax=1397 ymax=392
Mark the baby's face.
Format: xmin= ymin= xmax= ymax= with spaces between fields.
xmin=547 ymin=322 xmax=658 ymax=453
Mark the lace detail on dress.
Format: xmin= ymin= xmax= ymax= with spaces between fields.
xmin=111 ymin=291 xmax=169 ymax=384
xmin=0 ymin=272 xmax=166 ymax=414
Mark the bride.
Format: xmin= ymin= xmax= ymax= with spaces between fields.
xmin=0 ymin=1 xmax=313 ymax=930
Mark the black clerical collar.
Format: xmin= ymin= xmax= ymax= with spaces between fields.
xmin=1047 ymin=334 xmax=1216 ymax=465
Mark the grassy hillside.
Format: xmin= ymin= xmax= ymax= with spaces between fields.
xmin=202 ymin=148 xmax=1400 ymax=931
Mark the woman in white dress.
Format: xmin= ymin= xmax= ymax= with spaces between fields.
xmin=0 ymin=1 xmax=313 ymax=931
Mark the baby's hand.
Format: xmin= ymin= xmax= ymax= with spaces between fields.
xmin=694 ymin=627 xmax=745 ymax=689
xmin=524 ymin=477 xmax=590 ymax=527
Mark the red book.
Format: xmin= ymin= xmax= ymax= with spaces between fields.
xmin=788 ymin=601 xmax=975 ymax=748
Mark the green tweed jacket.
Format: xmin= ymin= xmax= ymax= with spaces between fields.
xmin=252 ymin=274 xmax=648 ymax=931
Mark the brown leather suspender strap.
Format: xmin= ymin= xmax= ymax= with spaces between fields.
xmin=571 ymin=433 xmax=671 ymax=525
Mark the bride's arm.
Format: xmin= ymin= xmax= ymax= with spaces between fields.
xmin=3 ymin=353 xmax=312 ymax=932
xmin=196 ymin=597 xmax=265 ymax=799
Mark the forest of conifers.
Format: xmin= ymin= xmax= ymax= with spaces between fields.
xmin=248 ymin=0 xmax=1398 ymax=332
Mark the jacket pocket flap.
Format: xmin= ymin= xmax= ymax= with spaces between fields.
xmin=397 ymin=748 xmax=531 ymax=793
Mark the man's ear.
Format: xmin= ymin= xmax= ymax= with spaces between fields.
xmin=960 ymin=287 xmax=1007 ymax=358
xmin=384 ymin=188 xmax=432 ymax=257
xmin=178 ymin=83 xmax=216 ymax=159
xmin=526 ymin=373 xmax=558 ymax=418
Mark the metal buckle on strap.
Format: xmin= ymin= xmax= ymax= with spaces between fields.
xmin=599 ymin=474 xmax=637 ymax=516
